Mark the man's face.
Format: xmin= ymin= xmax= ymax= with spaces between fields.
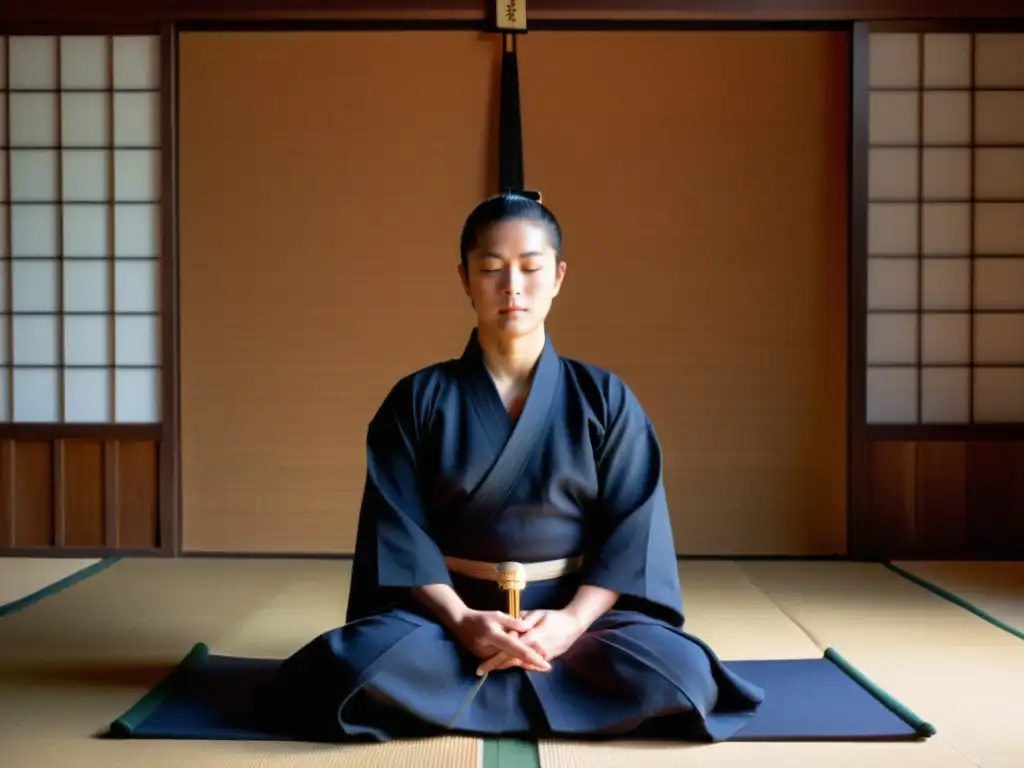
xmin=460 ymin=218 xmax=566 ymax=338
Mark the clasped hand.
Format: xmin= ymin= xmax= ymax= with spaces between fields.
xmin=453 ymin=608 xmax=585 ymax=677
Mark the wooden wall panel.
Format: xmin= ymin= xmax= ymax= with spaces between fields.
xmin=865 ymin=440 xmax=1024 ymax=558
xmin=63 ymin=441 xmax=106 ymax=548
xmin=967 ymin=443 xmax=1024 ymax=557
xmin=177 ymin=31 xmax=498 ymax=554
xmin=865 ymin=441 xmax=916 ymax=555
xmin=0 ymin=439 xmax=162 ymax=554
xmin=113 ymin=441 xmax=160 ymax=549
xmin=178 ymin=29 xmax=847 ymax=556
xmin=915 ymin=443 xmax=969 ymax=556
xmin=11 ymin=444 xmax=54 ymax=548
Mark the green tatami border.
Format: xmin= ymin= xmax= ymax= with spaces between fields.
xmin=483 ymin=738 xmax=541 ymax=768
xmin=823 ymin=647 xmax=936 ymax=737
xmin=0 ymin=556 xmax=121 ymax=618
xmin=884 ymin=562 xmax=1024 ymax=642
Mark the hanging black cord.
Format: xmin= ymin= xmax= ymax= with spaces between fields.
xmin=498 ymin=32 xmax=525 ymax=194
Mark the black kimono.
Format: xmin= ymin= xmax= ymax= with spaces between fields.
xmin=259 ymin=330 xmax=765 ymax=741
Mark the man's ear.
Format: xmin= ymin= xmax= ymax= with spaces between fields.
xmin=552 ymin=260 xmax=567 ymax=297
xmin=457 ymin=262 xmax=472 ymax=297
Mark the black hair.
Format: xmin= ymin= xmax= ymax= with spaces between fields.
xmin=459 ymin=192 xmax=563 ymax=269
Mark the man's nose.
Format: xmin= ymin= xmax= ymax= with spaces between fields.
xmin=502 ymin=268 xmax=523 ymax=294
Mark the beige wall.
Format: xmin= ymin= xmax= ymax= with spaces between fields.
xmin=177 ymin=29 xmax=849 ymax=555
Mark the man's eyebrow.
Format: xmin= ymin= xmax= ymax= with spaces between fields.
xmin=474 ymin=251 xmax=545 ymax=258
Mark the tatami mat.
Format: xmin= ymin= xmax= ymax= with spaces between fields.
xmin=538 ymin=560 xmax=982 ymax=768
xmin=0 ymin=557 xmax=102 ymax=612
xmin=738 ymin=561 xmax=1024 ymax=768
xmin=0 ymin=558 xmax=480 ymax=768
xmin=2 ymin=557 xmax=1020 ymax=768
xmin=891 ymin=560 xmax=1024 ymax=637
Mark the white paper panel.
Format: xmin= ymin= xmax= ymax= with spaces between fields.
xmin=11 ymin=204 xmax=58 ymax=257
xmin=975 ymin=34 xmax=1024 ymax=88
xmin=62 ymin=149 xmax=111 ymax=201
xmin=0 ymin=155 xmax=6 ymax=205
xmin=921 ymin=313 xmax=970 ymax=365
xmin=115 ymin=203 xmax=160 ymax=257
xmin=114 ymin=92 xmax=160 ymax=147
xmin=868 ymin=257 xmax=918 ymax=310
xmin=63 ymin=204 xmax=110 ymax=257
xmin=0 ymin=262 xmax=7 ymax=313
xmin=975 ymin=314 xmax=1024 ymax=364
xmin=869 ymin=33 xmax=919 ymax=87
xmin=922 ymin=203 xmax=971 ymax=256
xmin=869 ymin=92 xmax=919 ymax=145
xmin=0 ymin=206 xmax=6 ymax=257
xmin=923 ymin=33 xmax=972 ymax=88
xmin=10 ymin=150 xmax=58 ymax=202
xmin=115 ymin=150 xmax=160 ymax=201
xmin=63 ymin=260 xmax=109 ymax=312
xmin=9 ymin=93 xmax=58 ymax=147
xmin=923 ymin=92 xmax=971 ymax=146
xmin=921 ymin=258 xmax=970 ymax=310
xmin=869 ymin=203 xmax=918 ymax=255
xmin=115 ymin=367 xmax=160 ymax=422
xmin=13 ymin=368 xmax=60 ymax=422
xmin=12 ymin=260 xmax=59 ymax=312
xmin=64 ymin=315 xmax=110 ymax=366
xmin=64 ymin=368 xmax=111 ymax=423
xmin=867 ymin=313 xmax=917 ymax=364
xmin=922 ymin=148 xmax=970 ymax=200
xmin=115 ymin=260 xmax=159 ymax=313
xmin=0 ymin=317 xmax=8 ymax=364
xmin=867 ymin=366 xmax=918 ymax=424
xmin=869 ymin=147 xmax=918 ymax=199
xmin=60 ymin=93 xmax=109 ymax=147
xmin=975 ymin=203 xmax=1024 ymax=255
xmin=115 ymin=315 xmax=160 ymax=366
xmin=974 ymin=258 xmax=1024 ymax=310
xmin=13 ymin=315 xmax=60 ymax=365
xmin=921 ymin=366 xmax=970 ymax=423
xmin=8 ymin=36 xmax=57 ymax=90
xmin=113 ymin=37 xmax=160 ymax=89
xmin=60 ymin=36 xmax=109 ymax=89
xmin=975 ymin=92 xmax=1024 ymax=145
xmin=974 ymin=367 xmax=1024 ymax=422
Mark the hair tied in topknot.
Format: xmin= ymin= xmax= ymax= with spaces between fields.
xmin=513 ymin=189 xmax=543 ymax=204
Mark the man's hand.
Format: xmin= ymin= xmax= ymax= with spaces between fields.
xmin=451 ymin=609 xmax=552 ymax=675
xmin=475 ymin=609 xmax=585 ymax=675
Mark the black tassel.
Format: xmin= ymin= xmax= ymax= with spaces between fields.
xmin=498 ymin=33 xmax=525 ymax=194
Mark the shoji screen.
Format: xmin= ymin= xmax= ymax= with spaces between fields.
xmin=867 ymin=32 xmax=1024 ymax=424
xmin=0 ymin=34 xmax=163 ymax=553
xmin=1 ymin=35 xmax=161 ymax=425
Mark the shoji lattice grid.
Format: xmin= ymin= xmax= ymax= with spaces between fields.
xmin=0 ymin=35 xmax=161 ymax=423
xmin=867 ymin=32 xmax=1024 ymax=425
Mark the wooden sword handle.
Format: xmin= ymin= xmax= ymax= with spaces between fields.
xmin=496 ymin=561 xmax=527 ymax=619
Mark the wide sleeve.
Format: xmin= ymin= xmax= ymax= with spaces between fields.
xmin=581 ymin=379 xmax=685 ymax=627
xmin=345 ymin=377 xmax=453 ymax=623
